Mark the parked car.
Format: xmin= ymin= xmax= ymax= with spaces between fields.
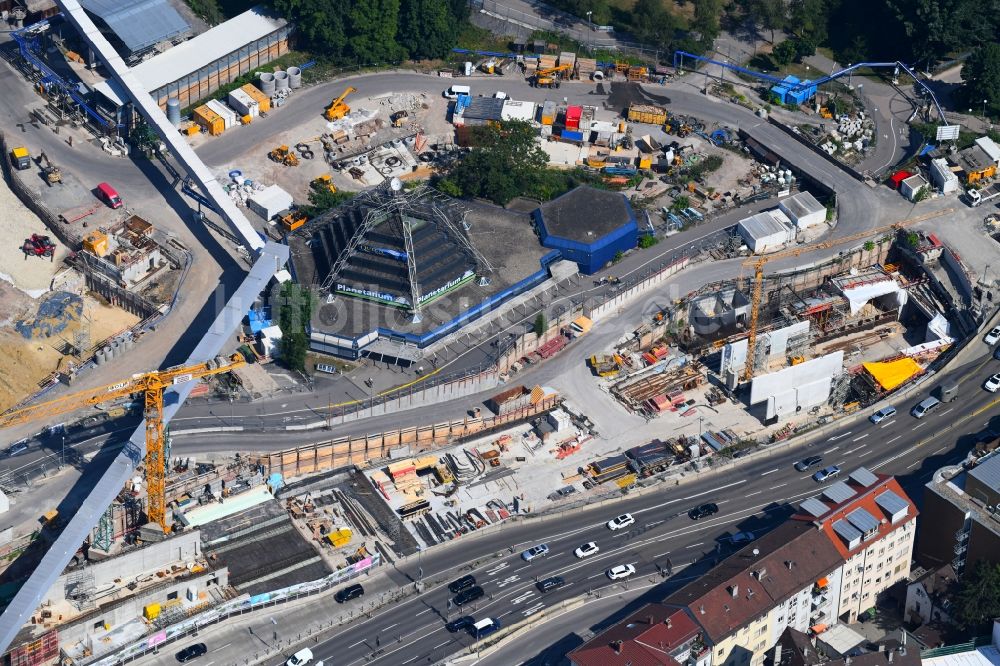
xmin=730 ymin=531 xmax=755 ymax=545
xmin=96 ymin=182 xmax=122 ymax=209
xmin=334 ymin=583 xmax=364 ymax=603
xmin=985 ymin=326 xmax=1000 ymax=345
xmin=574 ymin=542 xmax=600 ymax=558
xmin=870 ymin=406 xmax=897 ymax=424
xmin=794 ymin=455 xmax=823 ymax=471
xmin=994 ymin=346 xmax=1000 ymax=361
xmin=537 ymin=576 xmax=566 ymax=592
xmin=454 ymin=585 xmax=485 ymax=606
xmin=445 ymin=616 xmax=476 ymax=633
xmin=522 ymin=544 xmax=550 ymax=561
xmin=285 ymin=649 xmax=313 ymax=666
xmin=448 ymin=575 xmax=476 ymax=594
xmin=607 ymin=513 xmax=635 ymax=530
xmin=688 ymin=503 xmax=719 ymax=520
xmin=985 ymin=374 xmax=1000 ymax=393
xmin=813 ymin=465 xmax=841 ymax=483
xmin=175 ymin=644 xmax=207 ymax=663
xmin=607 ymin=564 xmax=637 ymax=580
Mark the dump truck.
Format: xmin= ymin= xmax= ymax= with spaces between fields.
xmin=627 ymin=103 xmax=667 ymax=125
xmin=279 ymin=209 xmax=308 ymax=232
xmin=9 ymin=146 xmax=30 ymax=170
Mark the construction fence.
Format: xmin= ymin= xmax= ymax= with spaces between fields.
xmin=255 ymin=397 xmax=559 ymax=477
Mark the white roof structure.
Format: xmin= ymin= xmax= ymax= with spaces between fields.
xmin=836 ymin=278 xmax=907 ymax=315
xmin=248 ymin=184 xmax=293 ymax=221
xmin=778 ymin=191 xmax=825 ymax=228
xmin=737 ymin=209 xmax=794 ymax=252
xmin=131 ymin=6 xmax=286 ymax=93
xmin=976 ymin=136 xmax=1000 ymax=165
xmin=500 ymin=99 xmax=536 ymax=122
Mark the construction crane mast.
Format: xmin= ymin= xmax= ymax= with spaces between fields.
xmin=324 ymin=86 xmax=357 ymax=121
xmin=0 ymin=353 xmax=246 ymax=530
xmin=740 ymin=208 xmax=953 ymax=383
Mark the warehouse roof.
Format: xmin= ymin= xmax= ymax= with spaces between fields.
xmin=131 ymin=5 xmax=286 ymax=92
xmin=536 ymin=186 xmax=634 ymax=243
xmin=462 ymin=97 xmax=505 ymax=121
xmin=81 ymin=0 xmax=189 ymax=54
xmin=779 ymin=191 xmax=824 ymax=220
xmin=738 ymin=210 xmax=792 ymax=241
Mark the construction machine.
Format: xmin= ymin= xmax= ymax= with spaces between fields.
xmin=530 ymin=64 xmax=572 ymax=88
xmin=269 ymin=145 xmax=299 ymax=167
xmin=311 ymin=174 xmax=337 ymax=195
xmin=279 ymin=209 xmax=308 ymax=232
xmin=22 ymin=233 xmax=55 ymax=258
xmin=9 ymin=146 xmax=30 ymax=170
xmin=0 ymin=353 xmax=245 ymax=532
xmin=39 ymin=152 xmax=61 ymax=186
xmin=324 ymin=86 xmax=357 ymax=121
xmin=390 ymin=110 xmax=409 ymax=127
xmin=738 ymin=208 xmax=953 ymax=382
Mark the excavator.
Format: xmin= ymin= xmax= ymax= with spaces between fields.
xmin=269 ymin=145 xmax=299 ymax=167
xmin=0 ymin=353 xmax=246 ymax=532
xmin=38 ymin=151 xmax=61 ymax=186
xmin=530 ymin=64 xmax=572 ymax=88
xmin=324 ymin=86 xmax=357 ymax=121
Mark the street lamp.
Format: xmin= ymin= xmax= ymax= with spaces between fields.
xmin=983 ymin=99 xmax=989 ymax=121
xmin=586 ymin=11 xmax=593 ymax=52
xmin=848 ymin=64 xmax=853 ymax=88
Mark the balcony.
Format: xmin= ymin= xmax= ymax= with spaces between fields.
xmin=955 ymin=529 xmax=970 ymax=542
xmin=953 ymin=542 xmax=968 ymax=555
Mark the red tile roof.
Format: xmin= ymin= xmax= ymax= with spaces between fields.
xmin=569 ymin=605 xmax=698 ymax=666
xmin=790 ymin=474 xmax=918 ymax=559
xmin=663 ymin=521 xmax=843 ymax=643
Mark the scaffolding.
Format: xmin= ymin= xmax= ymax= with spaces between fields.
xmin=64 ymin=567 xmax=95 ymax=612
xmin=93 ymin=504 xmax=114 ymax=552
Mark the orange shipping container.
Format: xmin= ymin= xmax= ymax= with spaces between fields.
xmin=192 ymin=104 xmax=224 ymax=135
xmin=241 ymin=83 xmax=271 ymax=113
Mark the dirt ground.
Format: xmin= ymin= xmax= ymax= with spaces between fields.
xmin=0 ymin=294 xmax=139 ymax=412
xmin=0 ymin=176 xmax=71 ymax=296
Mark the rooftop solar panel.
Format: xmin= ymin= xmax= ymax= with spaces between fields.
xmin=833 ymin=519 xmax=862 ymax=546
xmin=846 ymin=507 xmax=880 ymax=534
xmin=849 ymin=467 xmax=879 ymax=487
xmin=875 ymin=490 xmax=909 ymax=520
xmin=801 ymin=497 xmax=830 ymax=517
xmin=822 ymin=481 xmax=855 ymax=504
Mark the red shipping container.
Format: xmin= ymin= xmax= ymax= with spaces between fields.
xmin=565 ymin=105 xmax=582 ymax=130
xmin=888 ymin=170 xmax=913 ymax=190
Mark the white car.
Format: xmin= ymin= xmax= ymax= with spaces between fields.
xmin=574 ymin=542 xmax=600 ymax=558
xmin=607 ymin=564 xmax=636 ymax=580
xmin=286 ymin=649 xmax=313 ymax=666
xmin=986 ymin=326 xmax=1000 ymax=345
xmin=985 ymin=373 xmax=1000 ymax=393
xmin=607 ymin=513 xmax=635 ymax=531
xmin=493 ymin=91 xmax=507 ymax=99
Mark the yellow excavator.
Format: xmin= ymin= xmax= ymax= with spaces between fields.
xmin=269 ymin=145 xmax=299 ymax=167
xmin=324 ymin=86 xmax=357 ymax=121
xmin=530 ymin=64 xmax=572 ymax=88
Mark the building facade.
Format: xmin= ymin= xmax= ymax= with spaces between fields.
xmin=569 ymin=469 xmax=917 ymax=666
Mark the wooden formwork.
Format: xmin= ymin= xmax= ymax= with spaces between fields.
xmin=256 ymin=398 xmax=559 ymax=477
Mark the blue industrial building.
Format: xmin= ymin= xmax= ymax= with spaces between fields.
xmin=770 ymin=75 xmax=817 ymax=105
xmin=533 ymin=186 xmax=638 ymax=275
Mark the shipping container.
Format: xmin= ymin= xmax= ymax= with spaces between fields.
xmin=540 ymin=100 xmax=557 ymax=126
xmin=241 ymin=83 xmax=271 ymax=113
xmin=579 ymin=106 xmax=596 ymax=131
xmin=206 ymin=99 xmax=238 ymax=130
xmin=228 ymin=88 xmax=259 ymax=118
xmin=565 ymin=105 xmax=582 ymax=129
xmin=561 ymin=129 xmax=585 ymax=143
xmin=193 ymin=104 xmax=225 ymax=135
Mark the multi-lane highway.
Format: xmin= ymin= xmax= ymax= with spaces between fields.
xmin=277 ymin=343 xmax=999 ymax=666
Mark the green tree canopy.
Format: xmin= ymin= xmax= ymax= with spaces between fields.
xmin=963 ymin=43 xmax=1000 ymax=117
xmin=953 ymin=561 xmax=1000 ymax=629
xmin=398 ymin=0 xmax=457 ymax=60
xmin=438 ymin=121 xmax=548 ymax=205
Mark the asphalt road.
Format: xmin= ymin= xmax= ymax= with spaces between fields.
xmin=266 ymin=345 xmax=1000 ymax=666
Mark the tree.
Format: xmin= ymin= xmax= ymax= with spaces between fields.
xmin=953 ymin=561 xmax=1000 ymax=629
xmin=740 ymin=0 xmax=785 ymax=43
xmin=398 ymin=0 xmax=457 ymax=60
xmin=787 ymin=0 xmax=828 ymax=44
xmin=692 ymin=0 xmax=725 ymax=47
xmin=534 ymin=312 xmax=547 ymax=337
xmin=271 ymin=0 xmax=348 ymax=60
xmin=301 ymin=187 xmax=356 ymax=217
xmin=630 ymin=0 xmax=681 ymax=51
xmin=348 ymin=0 xmax=404 ymax=63
xmin=963 ymin=43 xmax=1000 ymax=117
xmin=771 ymin=39 xmax=799 ymax=65
xmin=441 ymin=121 xmax=548 ymax=205
xmin=275 ymin=283 xmax=314 ymax=372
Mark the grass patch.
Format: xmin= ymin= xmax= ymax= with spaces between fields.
xmin=180 ymin=50 xmax=311 ymax=115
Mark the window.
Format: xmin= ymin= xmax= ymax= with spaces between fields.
xmin=895 ymin=564 xmax=904 ymax=574
xmin=167 ymin=591 xmax=179 ymax=601
xmin=719 ymin=649 xmax=725 ymax=657
xmin=93 ymin=619 xmax=105 ymax=630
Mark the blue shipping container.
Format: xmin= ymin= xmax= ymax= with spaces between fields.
xmin=561 ymin=130 xmax=584 ymax=142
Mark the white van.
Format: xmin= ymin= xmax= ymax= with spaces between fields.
xmin=286 ymin=649 xmax=313 ymax=666
xmin=444 ymin=85 xmax=471 ymax=100
xmin=911 ymin=396 xmax=940 ymax=419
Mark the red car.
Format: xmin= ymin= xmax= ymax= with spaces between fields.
xmin=96 ymin=182 xmax=122 ymax=209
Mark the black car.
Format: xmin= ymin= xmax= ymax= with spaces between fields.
xmin=537 ymin=576 xmax=566 ymax=592
xmin=688 ymin=503 xmax=719 ymax=520
xmin=453 ymin=585 xmax=485 ymax=606
xmin=175 ymin=644 xmax=207 ymax=663
xmin=448 ymin=575 xmax=477 ymax=594
xmin=334 ymin=583 xmax=365 ymax=603
xmin=5 ymin=441 xmax=28 ymax=457
xmin=445 ymin=615 xmax=476 ymax=632
xmin=794 ymin=455 xmax=823 ymax=472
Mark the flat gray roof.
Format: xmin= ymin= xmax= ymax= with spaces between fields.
xmin=739 ymin=210 xmax=791 ymax=241
xmin=779 ymin=191 xmax=824 ymax=218
xmin=969 ymin=454 xmax=1000 ymax=491
xmin=81 ymin=0 xmax=189 ymax=54
xmin=536 ymin=186 xmax=633 ymax=243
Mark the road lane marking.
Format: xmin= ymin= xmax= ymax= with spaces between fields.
xmin=432 ymin=641 xmax=451 ymax=650
xmin=828 ymin=431 xmax=852 ymax=441
xmin=844 ymin=446 xmax=866 ymax=454
xmin=214 ymin=644 xmax=231 ymax=651
xmin=348 ymin=639 xmax=366 ymax=648
xmin=933 ymin=446 xmax=947 ymax=454
xmin=770 ymin=483 xmax=787 ymax=489
xmin=852 ymin=434 xmax=869 ymax=442
xmin=402 ymin=657 xmax=417 ymax=665
xmin=746 ymin=490 xmax=762 ymax=497
xmin=912 ymin=423 xmax=926 ymax=430
xmin=888 ymin=436 xmax=902 ymax=444
xmin=761 ymin=468 xmax=779 ymax=476
xmin=941 ymin=408 xmax=953 ymax=415
xmin=907 ymin=459 xmax=922 ymax=469
xmin=825 ymin=446 xmax=840 ymax=453
xmin=685 ymin=542 xmax=704 ymax=549
xmin=415 ymin=609 xmax=431 ymax=616
xmin=382 ymin=623 xmax=398 ymax=632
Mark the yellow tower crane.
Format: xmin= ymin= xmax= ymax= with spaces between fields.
xmin=324 ymin=86 xmax=357 ymax=121
xmin=740 ymin=208 xmax=953 ymax=383
xmin=0 ymin=353 xmax=246 ymax=531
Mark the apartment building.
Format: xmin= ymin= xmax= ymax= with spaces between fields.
xmin=916 ymin=452 xmax=1000 ymax=577
xmin=569 ymin=469 xmax=917 ymax=666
